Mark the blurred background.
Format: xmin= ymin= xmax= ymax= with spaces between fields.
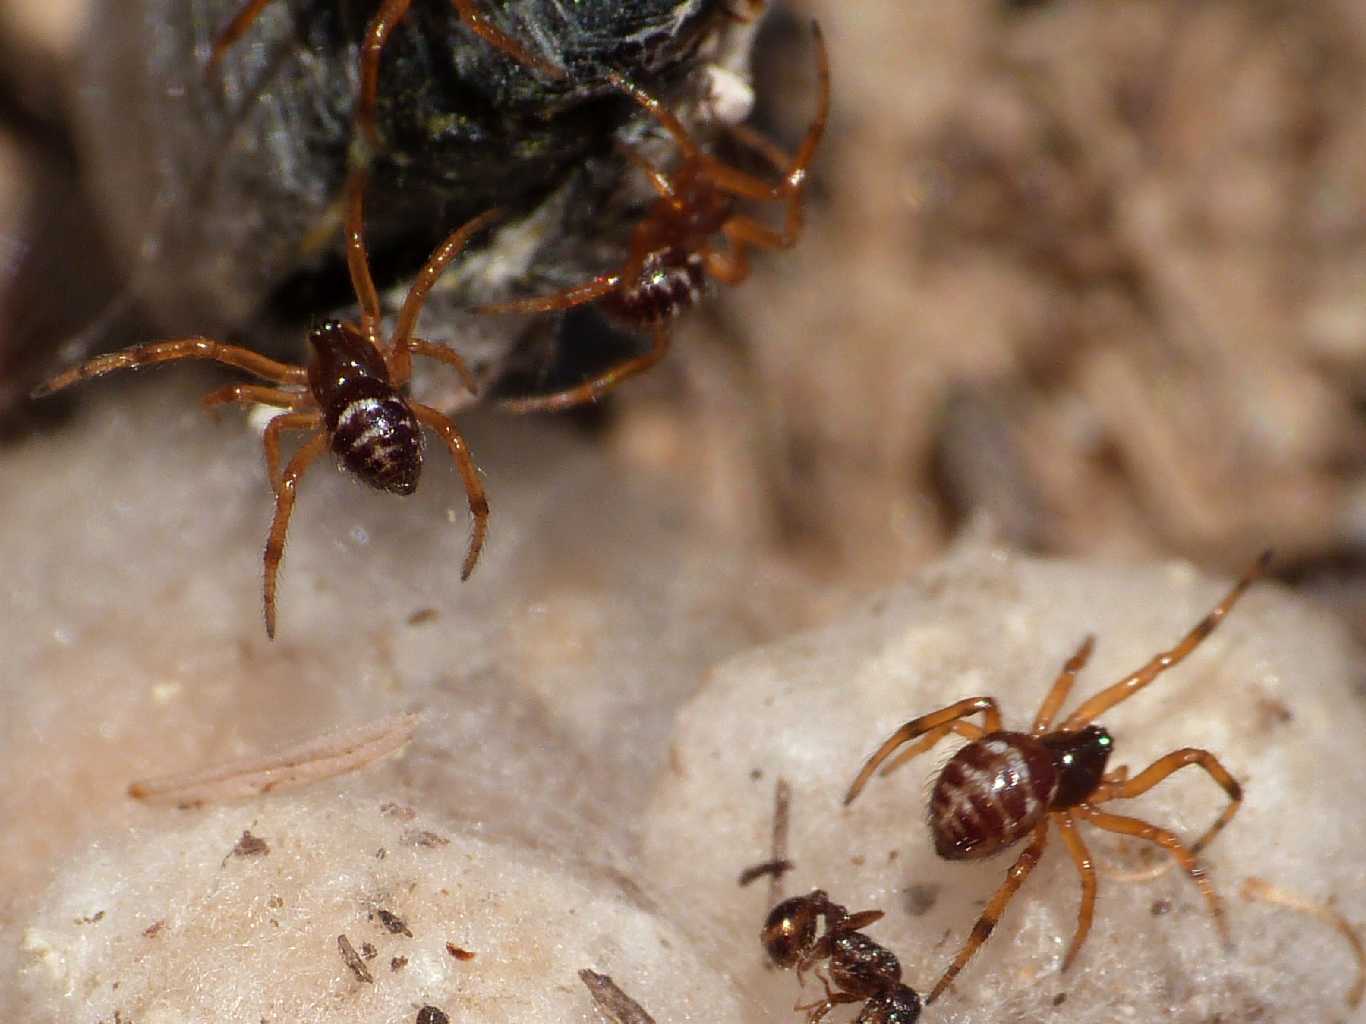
xmin=3 ymin=0 xmax=1365 ymax=637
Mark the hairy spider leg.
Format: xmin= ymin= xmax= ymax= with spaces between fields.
xmin=262 ymin=431 xmax=329 ymax=639
xmin=500 ymin=327 xmax=671 ymax=414
xmin=1074 ymin=805 xmax=1230 ymax=947
xmin=389 ymin=206 xmax=506 ymax=379
xmin=842 ymin=697 xmax=1004 ymax=806
xmin=874 ymin=719 xmax=984 ymax=782
xmin=32 ymin=338 xmax=307 ymax=397
xmin=1061 ymin=552 xmax=1271 ymax=730
xmin=1054 ymin=811 xmax=1097 ymax=972
xmin=1031 ymin=635 xmax=1095 ymax=735
xmin=411 ymin=403 xmax=489 ymax=580
xmin=925 ymin=820 xmax=1049 ymax=1005
xmin=1091 ymin=747 xmax=1242 ymax=857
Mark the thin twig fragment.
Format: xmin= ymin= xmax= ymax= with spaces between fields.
xmin=128 ymin=712 xmax=423 ymax=806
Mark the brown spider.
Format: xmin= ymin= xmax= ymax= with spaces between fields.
xmin=475 ymin=21 xmax=831 ymax=414
xmin=842 ymin=552 xmax=1271 ymax=1005
xmin=209 ymin=0 xmax=564 ymax=144
xmin=33 ymin=170 xmax=503 ymax=639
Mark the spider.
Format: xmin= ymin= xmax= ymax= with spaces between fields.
xmin=841 ymin=552 xmax=1271 ymax=1005
xmin=762 ymin=890 xmax=922 ymax=1024
xmin=33 ymin=170 xmax=503 ymax=639
xmin=208 ymin=0 xmax=565 ymax=145
xmin=474 ymin=21 xmax=830 ymax=414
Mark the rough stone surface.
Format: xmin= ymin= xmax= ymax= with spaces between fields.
xmin=15 ymin=793 xmax=756 ymax=1024
xmin=641 ymin=547 xmax=1366 ymax=1023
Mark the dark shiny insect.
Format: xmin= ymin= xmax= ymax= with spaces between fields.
xmin=842 ymin=553 xmax=1270 ymax=1004
xmin=762 ymin=890 xmax=922 ymax=1024
xmin=477 ymin=21 xmax=831 ymax=413
xmin=210 ymin=0 xmax=564 ymax=144
xmin=33 ymin=172 xmax=502 ymax=638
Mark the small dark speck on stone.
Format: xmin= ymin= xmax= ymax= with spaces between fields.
xmin=231 ymin=831 xmax=270 ymax=858
xmin=904 ymin=883 xmax=940 ymax=917
xmin=143 ymin=920 xmax=164 ymax=938
xmin=1052 ymin=993 xmax=1066 ymax=1007
xmin=361 ymin=942 xmax=378 ymax=959
xmin=381 ymin=802 xmax=417 ymax=821
xmin=417 ymin=1007 xmax=450 ymax=1024
xmin=750 ymin=768 xmax=762 ymax=781
xmin=403 ymin=829 xmax=450 ymax=848
xmin=408 ymin=608 xmax=439 ymax=626
xmin=447 ymin=942 xmax=477 ymax=960
xmin=75 ymin=910 xmax=105 ymax=925
xmin=391 ymin=956 xmax=409 ymax=971
xmin=376 ymin=909 xmax=413 ymax=936
xmin=1151 ymin=898 xmax=1172 ymax=916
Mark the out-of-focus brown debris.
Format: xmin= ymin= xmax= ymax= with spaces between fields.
xmin=635 ymin=0 xmax=1366 ymax=619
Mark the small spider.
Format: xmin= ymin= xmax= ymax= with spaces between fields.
xmin=762 ymin=891 xmax=923 ymax=1024
xmin=842 ymin=553 xmax=1270 ymax=1004
xmin=208 ymin=0 xmax=564 ymax=144
xmin=476 ymin=21 xmax=831 ymax=413
xmin=33 ymin=171 xmax=503 ymax=638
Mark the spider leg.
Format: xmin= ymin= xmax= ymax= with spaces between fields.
xmin=874 ymin=719 xmax=984 ymax=782
xmin=728 ymin=122 xmax=793 ymax=175
xmin=617 ymin=143 xmax=684 ymax=210
xmin=343 ymin=168 xmax=384 ymax=346
xmin=1061 ymin=551 xmax=1271 ymax=730
xmin=1090 ymin=748 xmax=1242 ymax=857
xmin=357 ymin=0 xmax=415 ymax=146
xmin=410 ymin=402 xmax=489 ymax=581
xmin=262 ymin=431 xmax=328 ymax=640
xmin=33 ymin=339 xmax=307 ymax=397
xmin=475 ymin=271 xmax=625 ymax=316
xmin=1054 ymin=811 xmax=1098 ymax=972
xmin=450 ymin=0 xmax=566 ymax=80
xmin=390 ymin=205 xmax=505 ymax=376
xmin=843 ymin=697 xmax=1003 ymax=807
xmin=926 ymin=820 xmax=1049 ymax=1005
xmin=703 ymin=243 xmax=751 ymax=286
xmin=1031 ymin=635 xmax=1095 ymax=735
xmin=696 ymin=21 xmax=831 ymax=206
xmin=1073 ymin=805 xmax=1230 ymax=948
xmin=500 ymin=326 xmax=671 ymax=414
xmin=207 ymin=0 xmax=275 ymax=71
xmin=262 ymin=412 xmax=325 ymax=497
xmin=200 ymin=383 xmax=305 ymax=413
xmin=405 ymin=339 xmax=479 ymax=397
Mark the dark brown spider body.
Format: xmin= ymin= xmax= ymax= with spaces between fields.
xmin=930 ymin=726 xmax=1112 ymax=860
xmin=844 ymin=554 xmax=1271 ymax=1005
xmin=600 ymin=248 xmax=707 ymax=328
xmin=308 ymin=320 xmax=423 ymax=496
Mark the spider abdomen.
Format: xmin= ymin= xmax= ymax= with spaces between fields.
xmin=307 ymin=320 xmax=423 ymax=495
xmin=603 ymin=248 xmax=706 ymax=327
xmin=330 ymin=388 xmax=423 ymax=495
xmin=929 ymin=732 xmax=1057 ymax=861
